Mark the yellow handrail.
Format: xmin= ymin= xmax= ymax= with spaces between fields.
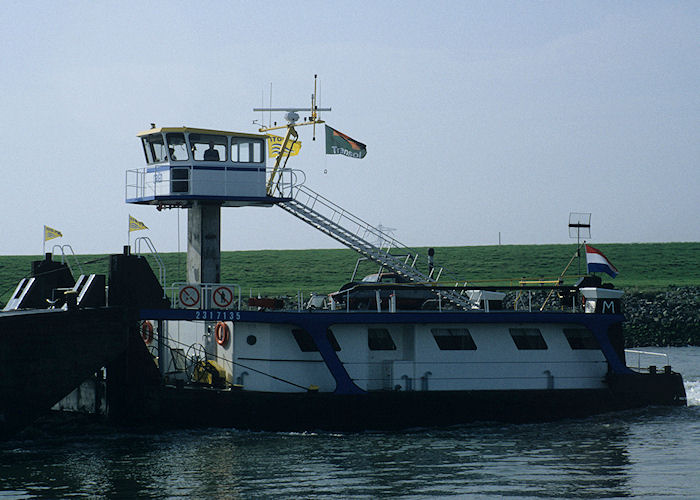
xmin=265 ymin=125 xmax=298 ymax=196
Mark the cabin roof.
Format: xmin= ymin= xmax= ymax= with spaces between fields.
xmin=137 ymin=126 xmax=266 ymax=139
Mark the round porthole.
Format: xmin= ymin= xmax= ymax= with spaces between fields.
xmin=246 ymin=335 xmax=257 ymax=346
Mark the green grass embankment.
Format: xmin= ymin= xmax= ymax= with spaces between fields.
xmin=218 ymin=242 xmax=700 ymax=297
xmin=1 ymin=242 xmax=698 ymax=346
xmin=1 ymin=242 xmax=697 ymax=304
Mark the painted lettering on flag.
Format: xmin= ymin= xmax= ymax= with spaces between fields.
xmin=325 ymin=125 xmax=367 ymax=159
xmin=266 ymin=135 xmax=302 ymax=158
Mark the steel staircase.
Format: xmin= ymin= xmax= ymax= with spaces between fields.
xmin=276 ymin=182 xmax=474 ymax=309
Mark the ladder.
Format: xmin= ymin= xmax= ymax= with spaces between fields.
xmin=278 ymin=184 xmax=474 ymax=309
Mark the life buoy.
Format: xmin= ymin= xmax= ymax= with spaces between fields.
xmin=140 ymin=320 xmax=154 ymax=345
xmin=215 ymin=321 xmax=230 ymax=346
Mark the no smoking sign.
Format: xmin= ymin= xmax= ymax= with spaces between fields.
xmin=212 ymin=286 xmax=235 ymax=308
xmin=178 ymin=285 xmax=201 ymax=308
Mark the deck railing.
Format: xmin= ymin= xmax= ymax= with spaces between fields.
xmin=125 ymin=165 xmax=305 ymax=201
xmin=160 ymin=281 xmax=604 ymax=314
xmin=625 ymin=349 xmax=670 ymax=373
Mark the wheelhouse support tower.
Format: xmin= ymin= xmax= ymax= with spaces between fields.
xmin=127 ymin=126 xmax=281 ymax=287
xmin=187 ymin=202 xmax=221 ymax=284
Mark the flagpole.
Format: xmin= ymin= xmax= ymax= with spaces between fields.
xmin=42 ymin=225 xmax=45 ymax=256
xmin=539 ymin=240 xmax=587 ymax=311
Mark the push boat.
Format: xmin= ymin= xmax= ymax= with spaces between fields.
xmin=0 ymin=88 xmax=687 ymax=435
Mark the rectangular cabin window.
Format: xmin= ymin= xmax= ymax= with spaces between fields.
xmin=292 ymin=328 xmax=341 ymax=352
xmin=509 ymin=328 xmax=548 ymax=350
xmin=166 ymin=133 xmax=189 ymax=162
xmin=190 ymin=134 xmax=226 ymax=162
xmin=368 ymin=328 xmax=396 ymax=351
xmin=171 ymin=167 xmax=190 ymax=193
xmin=252 ymin=139 xmax=264 ymax=162
xmin=563 ymin=328 xmax=600 ymax=350
xmin=232 ymin=138 xmax=265 ymax=163
xmin=239 ymin=142 xmax=250 ymax=162
xmin=141 ymin=134 xmax=166 ymax=164
xmin=431 ymin=328 xmax=477 ymax=350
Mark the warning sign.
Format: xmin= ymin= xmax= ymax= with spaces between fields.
xmin=212 ymin=286 xmax=235 ymax=308
xmin=178 ymin=285 xmax=201 ymax=308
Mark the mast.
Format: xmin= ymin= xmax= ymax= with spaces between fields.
xmin=254 ymin=75 xmax=331 ymax=196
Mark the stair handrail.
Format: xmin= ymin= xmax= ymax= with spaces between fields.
xmin=134 ymin=236 xmax=166 ymax=289
xmin=280 ymin=187 xmax=475 ymax=309
xmin=292 ymin=184 xmax=407 ymax=251
xmin=265 ymin=167 xmax=306 ymax=198
xmin=288 ymin=184 xmax=465 ymax=284
xmin=51 ymin=244 xmax=85 ymax=276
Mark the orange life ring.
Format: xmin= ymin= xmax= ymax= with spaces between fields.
xmin=215 ymin=321 xmax=229 ymax=346
xmin=140 ymin=320 xmax=154 ymax=345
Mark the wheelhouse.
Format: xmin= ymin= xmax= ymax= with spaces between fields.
xmin=127 ymin=127 xmax=283 ymax=207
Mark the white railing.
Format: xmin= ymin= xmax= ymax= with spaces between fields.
xmin=134 ymin=236 xmax=166 ymax=289
xmin=51 ymin=244 xmax=84 ymax=276
xmin=125 ymin=165 xmax=305 ymax=201
xmin=290 ymin=184 xmax=406 ymax=252
xmin=625 ymin=349 xmax=670 ymax=373
xmin=280 ymin=184 xmax=476 ymax=309
xmin=125 ymin=167 xmax=153 ymax=200
xmin=272 ymin=168 xmax=306 ymax=198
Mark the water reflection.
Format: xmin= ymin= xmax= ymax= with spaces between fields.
xmin=2 ymin=407 xmax=699 ymax=498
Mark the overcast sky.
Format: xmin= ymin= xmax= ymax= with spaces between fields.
xmin=1 ymin=1 xmax=697 ymax=256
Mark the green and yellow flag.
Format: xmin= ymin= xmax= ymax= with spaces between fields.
xmin=325 ymin=125 xmax=367 ymax=159
xmin=266 ymin=134 xmax=302 ymax=158
xmin=129 ymin=215 xmax=148 ymax=232
xmin=44 ymin=225 xmax=63 ymax=242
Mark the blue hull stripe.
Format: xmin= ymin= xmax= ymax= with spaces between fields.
xmin=144 ymin=165 xmax=265 ymax=173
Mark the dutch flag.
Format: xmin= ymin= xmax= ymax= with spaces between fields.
xmin=585 ymin=244 xmax=619 ymax=278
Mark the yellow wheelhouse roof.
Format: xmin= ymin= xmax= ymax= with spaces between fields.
xmin=137 ymin=126 xmax=266 ymax=140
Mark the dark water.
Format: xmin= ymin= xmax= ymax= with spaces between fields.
xmin=2 ymin=347 xmax=699 ymax=499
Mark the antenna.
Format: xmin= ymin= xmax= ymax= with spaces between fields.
xmin=253 ymin=75 xmax=331 ymax=138
xmin=253 ymin=75 xmax=332 ymax=195
xmin=569 ymin=212 xmax=591 ymax=275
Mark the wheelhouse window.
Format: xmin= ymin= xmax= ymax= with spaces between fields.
xmin=431 ymin=328 xmax=477 ymax=350
xmin=190 ymin=133 xmax=226 ymax=162
xmin=510 ymin=328 xmax=548 ymax=350
xmin=232 ymin=138 xmax=265 ymax=163
xmin=292 ymin=328 xmax=341 ymax=352
xmin=368 ymin=328 xmax=396 ymax=351
xmin=563 ymin=328 xmax=600 ymax=350
xmin=141 ymin=134 xmax=166 ymax=164
xmin=166 ymin=133 xmax=189 ymax=162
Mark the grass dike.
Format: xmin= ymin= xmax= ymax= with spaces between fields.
xmin=0 ymin=242 xmax=697 ymax=346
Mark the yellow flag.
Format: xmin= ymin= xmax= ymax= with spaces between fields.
xmin=267 ymin=135 xmax=302 ymax=158
xmin=129 ymin=215 xmax=148 ymax=232
xmin=44 ymin=225 xmax=63 ymax=242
